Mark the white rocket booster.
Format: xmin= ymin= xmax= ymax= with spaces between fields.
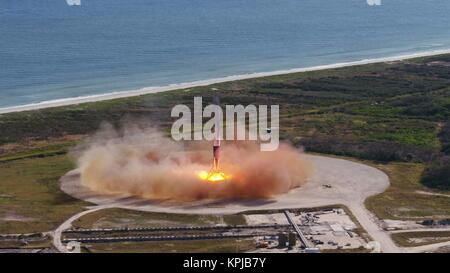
xmin=212 ymin=97 xmax=221 ymax=170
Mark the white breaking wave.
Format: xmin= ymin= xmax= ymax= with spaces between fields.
xmin=1 ymin=48 xmax=450 ymax=115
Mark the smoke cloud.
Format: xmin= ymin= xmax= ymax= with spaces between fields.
xmin=73 ymin=123 xmax=311 ymax=201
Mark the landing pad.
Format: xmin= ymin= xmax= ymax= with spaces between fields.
xmin=60 ymin=154 xmax=389 ymax=214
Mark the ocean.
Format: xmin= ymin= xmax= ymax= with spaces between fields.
xmin=1 ymin=0 xmax=450 ymax=109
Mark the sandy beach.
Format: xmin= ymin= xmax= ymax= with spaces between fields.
xmin=1 ymin=48 xmax=450 ymax=115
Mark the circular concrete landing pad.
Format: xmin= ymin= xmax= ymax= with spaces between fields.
xmin=60 ymin=154 xmax=389 ymax=214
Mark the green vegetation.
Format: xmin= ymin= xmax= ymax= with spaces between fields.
xmin=0 ymin=155 xmax=89 ymax=234
xmin=72 ymin=208 xmax=247 ymax=229
xmin=69 ymin=208 xmax=251 ymax=253
xmin=421 ymin=122 xmax=450 ymax=190
xmin=321 ymin=247 xmax=370 ymax=253
xmin=223 ymin=214 xmax=248 ymax=226
xmin=0 ymin=54 xmax=450 ymax=239
xmin=1 ymin=55 xmax=449 ymax=163
xmin=83 ymin=239 xmax=255 ymax=253
xmin=422 ymin=157 xmax=450 ymax=191
xmin=0 ymin=238 xmax=52 ymax=249
xmin=0 ymin=142 xmax=76 ymax=163
xmin=365 ymin=162 xmax=450 ymax=219
xmin=392 ymin=231 xmax=450 ymax=247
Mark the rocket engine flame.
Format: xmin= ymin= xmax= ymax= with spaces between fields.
xmin=198 ymin=170 xmax=228 ymax=182
xmin=194 ymin=96 xmax=229 ymax=183
xmin=72 ymin=123 xmax=311 ymax=201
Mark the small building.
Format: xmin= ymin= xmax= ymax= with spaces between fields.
xmin=278 ymin=233 xmax=288 ymax=247
xmin=288 ymin=232 xmax=297 ymax=247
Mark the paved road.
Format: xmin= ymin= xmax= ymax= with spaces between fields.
xmin=52 ymin=205 xmax=115 ymax=253
xmin=56 ymin=154 xmax=424 ymax=253
xmin=415 ymin=190 xmax=450 ymax=198
xmin=389 ymin=228 xmax=450 ymax=253
xmin=348 ymin=203 xmax=402 ymax=253
xmin=404 ymin=241 xmax=450 ymax=253
xmin=54 ymin=203 xmax=450 ymax=253
xmin=390 ymin=228 xmax=450 ymax=234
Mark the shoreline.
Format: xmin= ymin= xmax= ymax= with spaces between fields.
xmin=1 ymin=48 xmax=450 ymax=114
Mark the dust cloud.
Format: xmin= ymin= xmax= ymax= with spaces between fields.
xmin=73 ymin=123 xmax=311 ymax=201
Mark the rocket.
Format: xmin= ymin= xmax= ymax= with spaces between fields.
xmin=213 ymin=136 xmax=220 ymax=170
xmin=212 ymin=96 xmax=221 ymax=171
xmin=200 ymin=96 xmax=227 ymax=182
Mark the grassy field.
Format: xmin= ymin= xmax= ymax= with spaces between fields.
xmin=321 ymin=247 xmax=370 ymax=253
xmin=0 ymin=141 xmax=78 ymax=163
xmin=0 ymin=54 xmax=450 ymax=239
xmin=391 ymin=231 xmax=450 ymax=247
xmin=1 ymin=55 xmax=449 ymax=163
xmin=69 ymin=208 xmax=251 ymax=253
xmin=0 ymin=237 xmax=52 ymax=249
xmin=0 ymin=154 xmax=89 ymax=234
xmin=365 ymin=162 xmax=450 ymax=219
xmin=72 ymin=208 xmax=247 ymax=229
xmin=83 ymin=239 xmax=256 ymax=253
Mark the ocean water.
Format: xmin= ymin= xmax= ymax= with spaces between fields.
xmin=1 ymin=0 xmax=450 ymax=108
